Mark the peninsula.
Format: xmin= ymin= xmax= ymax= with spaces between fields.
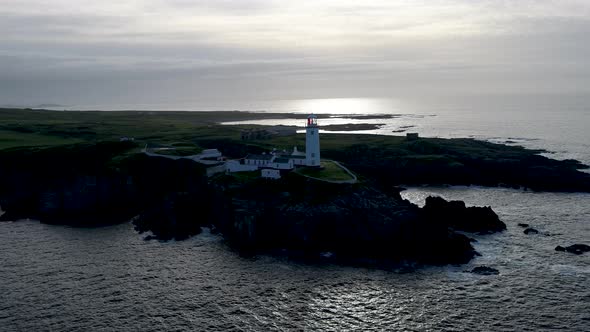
xmin=1 ymin=108 xmax=588 ymax=266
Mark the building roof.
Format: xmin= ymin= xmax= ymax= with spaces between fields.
xmin=289 ymin=155 xmax=307 ymax=159
xmin=274 ymin=157 xmax=291 ymax=164
xmin=245 ymin=154 xmax=274 ymax=161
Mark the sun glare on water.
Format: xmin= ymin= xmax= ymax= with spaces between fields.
xmin=286 ymin=98 xmax=396 ymax=115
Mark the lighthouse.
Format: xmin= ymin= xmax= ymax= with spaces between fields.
xmin=305 ymin=114 xmax=320 ymax=167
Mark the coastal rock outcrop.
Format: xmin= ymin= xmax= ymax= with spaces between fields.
xmin=469 ymin=266 xmax=500 ymax=275
xmin=0 ymin=142 xmax=140 ymax=225
xmin=523 ymin=228 xmax=539 ymax=235
xmin=555 ymin=244 xmax=590 ymax=255
xmin=132 ymin=196 xmax=203 ymax=241
xmin=422 ymin=196 xmax=506 ymax=234
xmin=212 ymin=176 xmax=507 ymax=266
xmin=0 ymin=141 xmax=507 ymax=267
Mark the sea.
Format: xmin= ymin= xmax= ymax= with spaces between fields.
xmin=1 ymin=95 xmax=589 ymax=331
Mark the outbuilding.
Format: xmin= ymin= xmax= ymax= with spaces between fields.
xmin=261 ymin=169 xmax=281 ymax=179
xmin=244 ymin=154 xmax=274 ymax=166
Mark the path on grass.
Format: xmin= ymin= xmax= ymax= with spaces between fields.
xmin=331 ymin=161 xmax=358 ymax=184
xmin=296 ymin=160 xmax=358 ymax=184
xmin=142 ymin=145 xmax=221 ymax=165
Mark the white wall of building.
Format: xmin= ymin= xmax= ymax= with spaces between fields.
xmin=225 ymin=160 xmax=258 ymax=172
xmin=291 ymin=158 xmax=307 ymax=166
xmin=261 ymin=169 xmax=281 ymax=179
xmin=245 ymin=159 xmax=272 ymax=166
xmin=270 ymin=160 xmax=294 ymax=170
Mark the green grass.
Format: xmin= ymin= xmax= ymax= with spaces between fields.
xmin=0 ymin=107 xmax=542 ymax=168
xmin=0 ymin=108 xmax=550 ymax=164
xmin=0 ymin=108 xmax=247 ymax=149
xmin=296 ymin=160 xmax=354 ymax=181
xmin=1 ymin=107 xmax=587 ymax=191
xmin=0 ymin=130 xmax=83 ymax=150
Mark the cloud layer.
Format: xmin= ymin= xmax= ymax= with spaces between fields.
xmin=1 ymin=0 xmax=589 ymax=106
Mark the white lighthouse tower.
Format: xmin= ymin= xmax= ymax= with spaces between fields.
xmin=305 ymin=114 xmax=320 ymax=167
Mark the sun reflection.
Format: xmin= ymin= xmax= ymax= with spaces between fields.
xmin=305 ymin=281 xmax=415 ymax=330
xmin=286 ymin=98 xmax=394 ymax=115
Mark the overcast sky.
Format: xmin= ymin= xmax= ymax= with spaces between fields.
xmin=1 ymin=0 xmax=589 ymax=106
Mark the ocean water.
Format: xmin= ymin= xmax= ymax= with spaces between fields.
xmin=1 ymin=187 xmax=589 ymax=331
xmin=65 ymin=94 xmax=590 ymax=164
xmin=2 ymin=94 xmax=589 ymax=330
xmin=216 ymin=95 xmax=590 ymax=167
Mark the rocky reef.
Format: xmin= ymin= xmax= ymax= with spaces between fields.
xmin=2 ymin=108 xmax=589 ymax=268
xmin=202 ymin=174 xmax=505 ymax=266
xmin=555 ymin=244 xmax=590 ymax=255
xmin=127 ymin=172 xmax=507 ymax=266
xmin=422 ymin=196 xmax=506 ymax=234
xmin=0 ymin=142 xmax=508 ymax=266
xmin=0 ymin=142 xmax=139 ymax=226
xmin=469 ymin=266 xmax=500 ymax=275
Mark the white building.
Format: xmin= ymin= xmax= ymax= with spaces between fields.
xmin=225 ymin=160 xmax=258 ymax=173
xmin=305 ymin=114 xmax=321 ymax=167
xmin=261 ymin=169 xmax=281 ymax=179
xmin=226 ymin=113 xmax=321 ymax=176
xmin=270 ymin=157 xmax=294 ymax=170
xmin=244 ymin=153 xmax=274 ymax=166
xmin=290 ymin=155 xmax=307 ymax=166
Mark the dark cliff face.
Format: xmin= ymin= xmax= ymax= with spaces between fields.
xmin=321 ymin=138 xmax=590 ymax=192
xmin=213 ymin=176 xmax=493 ymax=266
xmin=423 ymin=196 xmax=506 ymax=234
xmin=0 ymin=143 xmax=211 ymax=228
xmin=0 ymin=142 xmax=139 ymax=225
xmin=0 ymin=144 xmax=505 ymax=267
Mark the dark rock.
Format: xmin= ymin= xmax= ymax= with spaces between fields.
xmin=0 ymin=140 xmax=514 ymax=267
xmin=132 ymin=194 xmax=204 ymax=241
xmin=330 ymin=135 xmax=590 ymax=192
xmin=0 ymin=141 xmax=141 ymax=224
xmin=214 ymin=178 xmax=487 ymax=266
xmin=423 ymin=196 xmax=506 ymax=234
xmin=517 ymin=223 xmax=529 ymax=228
xmin=523 ymin=228 xmax=539 ymax=235
xmin=470 ymin=266 xmax=500 ymax=275
xmin=210 ymin=225 xmax=220 ymax=235
xmin=555 ymin=244 xmax=590 ymax=255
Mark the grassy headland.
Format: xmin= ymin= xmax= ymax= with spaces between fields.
xmin=0 ymin=107 xmax=585 ymax=265
xmin=1 ymin=107 xmax=589 ymax=192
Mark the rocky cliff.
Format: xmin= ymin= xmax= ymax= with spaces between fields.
xmin=209 ymin=175 xmax=504 ymax=265
xmin=0 ymin=143 xmax=505 ymax=266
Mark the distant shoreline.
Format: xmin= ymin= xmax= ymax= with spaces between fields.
xmin=1 ymin=107 xmax=589 ymax=192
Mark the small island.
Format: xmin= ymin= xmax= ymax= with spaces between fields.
xmin=1 ymin=107 xmax=589 ymax=266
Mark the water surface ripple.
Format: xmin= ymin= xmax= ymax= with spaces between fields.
xmin=1 ymin=188 xmax=589 ymax=331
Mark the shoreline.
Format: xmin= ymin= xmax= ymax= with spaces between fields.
xmin=0 ymin=107 xmax=589 ymax=267
xmin=3 ymin=107 xmax=588 ymax=165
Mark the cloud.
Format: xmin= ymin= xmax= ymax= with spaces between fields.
xmin=0 ymin=0 xmax=589 ymax=105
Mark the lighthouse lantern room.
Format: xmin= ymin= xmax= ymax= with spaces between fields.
xmin=305 ymin=114 xmax=320 ymax=167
